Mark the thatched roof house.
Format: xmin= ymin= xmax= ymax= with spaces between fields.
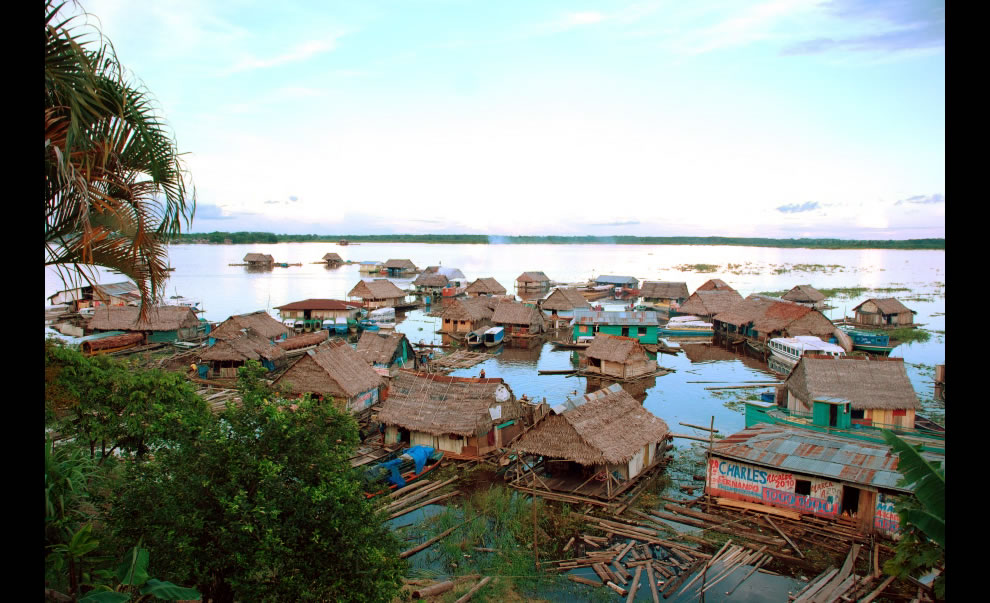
xmin=782 ymin=285 xmax=826 ymax=308
xmin=347 ymin=279 xmax=407 ymax=309
xmin=640 ymin=282 xmax=689 ymax=305
xmin=48 ymin=280 xmax=140 ymax=310
xmin=677 ymin=289 xmax=743 ymax=319
xmin=412 ymin=272 xmax=449 ymax=290
xmin=356 ymin=330 xmax=413 ymax=372
xmin=584 ymin=334 xmax=656 ymax=379
xmin=492 ymin=300 xmax=545 ymax=336
xmin=541 ymin=288 xmax=591 ymax=313
xmin=440 ymin=297 xmax=498 ymax=335
xmin=851 ymin=298 xmax=917 ymax=327
xmin=465 ymin=277 xmax=507 ymax=297
xmin=243 ymin=253 xmax=275 ymax=265
xmin=322 ymin=252 xmax=343 ymax=265
xmin=277 ymin=330 xmax=329 ymax=351
xmin=198 ymin=330 xmax=288 ymax=377
xmin=696 ymin=279 xmax=733 ymax=292
xmin=379 ymin=371 xmax=521 ymax=457
xmin=383 ymin=258 xmax=418 ymax=277
xmin=516 ymin=271 xmax=551 ymax=291
xmin=424 ymin=266 xmax=467 ymax=283
xmin=211 ymin=311 xmax=289 ymax=342
xmin=273 ymin=339 xmax=383 ymax=412
xmin=86 ymin=306 xmax=201 ymax=342
xmin=713 ymin=295 xmax=835 ymax=341
xmin=783 ymin=356 xmax=920 ymax=428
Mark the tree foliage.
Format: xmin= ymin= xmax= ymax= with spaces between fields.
xmin=106 ymin=361 xmax=406 ymax=602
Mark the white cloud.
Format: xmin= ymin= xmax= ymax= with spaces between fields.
xmin=227 ymin=39 xmax=338 ymax=73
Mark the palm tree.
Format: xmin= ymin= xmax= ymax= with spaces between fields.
xmin=45 ymin=0 xmax=195 ymax=317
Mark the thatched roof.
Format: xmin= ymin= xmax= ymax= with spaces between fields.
xmin=516 ymin=271 xmax=550 ymax=283
xmin=541 ymin=288 xmax=591 ymax=311
xmin=492 ymin=300 xmax=543 ymax=326
xmin=715 ymin=297 xmax=834 ymax=338
xmin=782 ymin=285 xmax=825 ymax=303
xmin=82 ymin=332 xmax=144 ymax=352
xmin=384 ymin=259 xmax=417 ymax=270
xmin=512 ymin=384 xmax=670 ymax=465
xmin=441 ymin=297 xmax=498 ymax=322
xmin=712 ymin=296 xmax=776 ymax=327
xmin=640 ymin=281 xmax=689 ymax=300
xmin=852 ymin=298 xmax=916 ymax=315
xmin=585 ymin=334 xmax=646 ymax=364
xmin=696 ymin=279 xmax=733 ymax=291
xmin=322 ymin=253 xmax=342 ymax=261
xmin=785 ymin=356 xmax=920 ymax=410
xmin=199 ymin=330 xmax=287 ymax=364
xmin=275 ymin=299 xmax=360 ymax=312
xmin=425 ymin=266 xmax=467 ymax=280
xmin=274 ymin=339 xmax=383 ymax=398
xmin=413 ymin=273 xmax=449 ymax=287
xmin=348 ymin=279 xmax=406 ymax=300
xmin=277 ymin=330 xmax=329 ymax=351
xmin=87 ymin=306 xmax=200 ymax=332
xmin=211 ymin=311 xmax=289 ymax=341
xmin=379 ymin=371 xmax=520 ymax=436
xmin=465 ymin=277 xmax=507 ymax=295
xmin=357 ymin=330 xmax=409 ymax=365
xmin=678 ymin=289 xmax=743 ymax=317
xmin=244 ymin=253 xmax=274 ymax=263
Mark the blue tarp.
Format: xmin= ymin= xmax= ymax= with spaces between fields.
xmin=405 ymin=445 xmax=434 ymax=474
xmin=382 ymin=445 xmax=434 ymax=488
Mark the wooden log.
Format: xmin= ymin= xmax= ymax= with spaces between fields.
xmin=679 ymin=422 xmax=720 ymax=432
xmin=453 ymin=576 xmax=492 ymax=603
xmin=399 ymin=516 xmax=474 ymax=559
xmin=606 ymin=581 xmax=628 ymax=597
xmin=567 ymin=574 xmax=602 ymax=587
xmin=611 ymin=562 xmax=630 ymax=584
xmin=648 ymin=510 xmax=784 ymax=547
xmin=563 ymin=536 xmax=576 ymax=552
xmin=389 ymin=490 xmax=461 ymax=520
xmin=858 ymin=574 xmax=897 ymax=603
xmin=591 ymin=563 xmax=613 ymax=584
xmin=765 ymin=516 xmax=805 ymax=558
xmin=412 ymin=581 xmax=455 ymax=599
xmin=388 ymin=479 xmax=432 ymax=499
xmin=626 ymin=566 xmax=644 ymax=603
xmin=646 ymin=563 xmax=661 ymax=603
xmin=669 ymin=433 xmax=714 ymax=443
xmin=792 ymin=567 xmax=838 ymax=603
xmin=388 ymin=477 xmax=459 ymax=510
xmin=614 ymin=540 xmax=637 ymax=564
xmin=714 ymin=497 xmax=802 ymax=520
xmin=662 ymin=559 xmax=703 ymax=599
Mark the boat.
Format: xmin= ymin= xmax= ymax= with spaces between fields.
xmin=482 ymin=326 xmax=504 ymax=347
xmin=659 ymin=315 xmax=714 ymax=336
xmin=357 ymin=319 xmax=379 ymax=333
xmin=322 ymin=317 xmax=350 ymax=335
xmin=841 ymin=328 xmax=894 ymax=354
xmin=768 ymin=335 xmax=846 ymax=369
xmin=369 ymin=307 xmax=396 ymax=330
xmin=362 ymin=445 xmax=444 ymax=498
xmin=466 ymin=328 xmax=486 ymax=347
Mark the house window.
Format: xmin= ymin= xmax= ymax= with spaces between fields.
xmin=851 ymin=409 xmax=865 ymax=419
xmin=892 ymin=409 xmax=907 ymax=417
xmin=795 ymin=479 xmax=811 ymax=496
xmin=638 ymin=327 xmax=647 ymax=336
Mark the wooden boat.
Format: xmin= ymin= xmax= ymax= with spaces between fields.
xmin=482 ymin=326 xmax=504 ymax=347
xmin=659 ymin=315 xmax=714 ymax=336
xmin=768 ymin=336 xmax=845 ymax=368
xmin=362 ymin=445 xmax=444 ymax=498
xmin=842 ymin=328 xmax=894 ymax=354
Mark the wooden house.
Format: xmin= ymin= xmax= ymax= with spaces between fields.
xmin=713 ymin=295 xmax=835 ymax=343
xmin=379 ymin=371 xmax=522 ymax=458
xmin=424 ymin=266 xmax=467 ymax=286
xmin=781 ymin=285 xmax=826 ymax=309
xmin=539 ymin=287 xmax=590 ymax=329
xmin=851 ymin=298 xmax=917 ymax=328
xmin=358 ymin=261 xmax=384 ymax=274
xmin=86 ymin=305 xmax=202 ymax=343
xmin=243 ymin=253 xmax=275 ymax=268
xmin=210 ymin=310 xmax=290 ymax=344
xmin=696 ymin=279 xmax=734 ymax=292
xmin=383 ymin=259 xmax=418 ymax=277
xmin=582 ymin=334 xmax=657 ymax=379
xmin=676 ymin=289 xmax=743 ymax=321
xmin=48 ymin=281 xmax=140 ymax=311
xmin=322 ymin=252 xmax=343 ymax=267
xmin=275 ymin=299 xmax=361 ymax=331
xmin=570 ymin=309 xmax=660 ymax=344
xmin=465 ymin=277 xmax=507 ymax=297
xmin=440 ymin=297 xmax=498 ymax=336
xmin=347 ymin=279 xmax=407 ymax=310
xmin=356 ymin=330 xmax=414 ymax=375
xmin=197 ymin=329 xmax=288 ymax=378
xmin=412 ymin=272 xmax=449 ymax=295
xmin=639 ymin=281 xmax=689 ymax=312
xmin=492 ymin=300 xmax=545 ymax=338
xmin=515 ymin=271 xmax=551 ymax=292
xmin=509 ymin=384 xmax=670 ymax=500
xmin=782 ymin=356 xmax=921 ymax=429
xmin=706 ymin=422 xmax=942 ymax=536
xmin=273 ymin=339 xmax=384 ymax=413
xmin=594 ymin=275 xmax=639 ymax=289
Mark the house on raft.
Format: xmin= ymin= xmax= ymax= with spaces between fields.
xmin=412 ymin=272 xmax=449 ymax=296
xmin=676 ymin=288 xmax=744 ymax=321
xmin=356 ymin=330 xmax=415 ymax=376
xmin=570 ymin=309 xmax=660 ymax=344
xmin=378 ymin=371 xmax=522 ymax=458
xmin=383 ymin=259 xmax=418 ymax=278
xmin=492 ymin=300 xmax=545 ymax=339
xmin=515 ymin=271 xmax=552 ymax=293
xmin=851 ymin=298 xmax=918 ymax=328
xmin=347 ymin=279 xmax=407 ymax=310
xmin=638 ymin=281 xmax=689 ymax=313
xmin=86 ymin=305 xmax=204 ymax=342
xmin=424 ymin=266 xmax=467 ymax=286
xmin=594 ymin=275 xmax=639 ymax=290
xmin=209 ymin=310 xmax=290 ymax=344
xmin=48 ymin=280 xmax=140 ymax=312
xmin=705 ymin=422 xmax=943 ymax=536
xmin=243 ymin=253 xmax=275 ymax=268
xmin=539 ymin=287 xmax=591 ymax=329
xmin=509 ymin=384 xmax=671 ymax=502
xmin=439 ymin=297 xmax=499 ymax=337
xmin=712 ymin=295 xmax=837 ymax=344
xmin=358 ymin=261 xmax=384 ymax=274
xmin=465 ymin=277 xmax=508 ymax=298
xmin=781 ymin=285 xmax=827 ymax=309
xmin=196 ymin=329 xmax=288 ymax=378
xmin=273 ymin=339 xmax=384 ymax=414
xmin=581 ymin=334 xmax=657 ymax=380
xmin=275 ymin=299 xmax=362 ymax=332
xmin=322 ymin=252 xmax=343 ymax=267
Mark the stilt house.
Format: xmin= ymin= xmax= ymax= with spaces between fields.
xmin=48 ymin=281 xmax=140 ymax=311
xmin=515 ymin=271 xmax=551 ymax=292
xmin=570 ymin=310 xmax=660 ymax=344
xmin=676 ymin=289 xmax=743 ymax=321
xmin=539 ymin=287 xmax=591 ymax=329
xmin=412 ymin=272 xmax=449 ymax=295
xmin=594 ymin=275 xmax=639 ymax=289
xmin=347 ymin=279 xmax=407 ymax=310
xmin=583 ymin=334 xmax=657 ymax=379
xmin=639 ymin=281 xmax=689 ymax=312
xmin=356 ymin=330 xmax=414 ymax=375
xmin=440 ymin=297 xmax=498 ymax=336
xmin=243 ymin=253 xmax=275 ymax=268
xmin=713 ymin=296 xmax=835 ymax=342
xmin=86 ymin=305 xmax=202 ymax=342
xmin=492 ymin=300 xmax=545 ymax=338
xmin=322 ymin=252 xmax=343 ymax=267
xmin=210 ymin=310 xmax=290 ymax=344
xmin=273 ymin=339 xmax=383 ymax=413
xmin=383 ymin=259 xmax=418 ymax=277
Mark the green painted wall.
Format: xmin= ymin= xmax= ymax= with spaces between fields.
xmin=572 ymin=324 xmax=658 ymax=344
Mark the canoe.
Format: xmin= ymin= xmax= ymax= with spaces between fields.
xmin=362 ymin=445 xmax=444 ymax=498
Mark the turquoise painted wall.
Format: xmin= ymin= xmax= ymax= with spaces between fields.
xmin=572 ymin=324 xmax=658 ymax=344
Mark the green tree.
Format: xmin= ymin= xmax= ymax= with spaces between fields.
xmin=45 ymin=0 xmax=195 ymax=316
xmin=106 ymin=361 xmax=406 ymax=602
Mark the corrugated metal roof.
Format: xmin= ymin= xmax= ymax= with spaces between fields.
xmin=595 ymin=275 xmax=639 ymax=285
xmin=571 ymin=310 xmax=660 ymax=326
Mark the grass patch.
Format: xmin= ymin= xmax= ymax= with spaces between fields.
xmin=889 ymin=327 xmax=932 ymax=344
xmin=756 ymin=290 xmax=788 ymax=297
xmin=673 ymin=263 xmax=720 ymax=272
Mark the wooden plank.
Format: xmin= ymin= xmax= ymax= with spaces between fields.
xmin=859 ymin=574 xmax=897 ymax=603
xmin=792 ymin=568 xmax=838 ymax=603
xmin=626 ymin=566 xmax=644 ymax=603
xmin=715 ymin=497 xmax=802 ymax=520
xmin=566 ymin=574 xmax=602 ymax=587
xmin=765 ymin=516 xmax=805 ymax=558
xmin=389 ymin=490 xmax=460 ymax=520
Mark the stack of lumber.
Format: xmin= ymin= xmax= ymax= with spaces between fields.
xmin=385 ymin=477 xmax=461 ymax=520
xmin=674 ymin=541 xmax=772 ymax=599
xmin=787 ymin=544 xmax=893 ymax=602
xmin=429 ymin=350 xmax=495 ymax=371
xmin=192 ymin=387 xmax=242 ymax=413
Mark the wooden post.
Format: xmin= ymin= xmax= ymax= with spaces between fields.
xmin=705 ymin=415 xmax=714 ymax=515
xmin=532 ymin=491 xmax=539 ymax=571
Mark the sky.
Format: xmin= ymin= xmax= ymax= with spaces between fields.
xmin=67 ymin=0 xmax=944 ymax=239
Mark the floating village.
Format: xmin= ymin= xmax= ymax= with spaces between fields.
xmin=45 ymin=251 xmax=945 ymax=602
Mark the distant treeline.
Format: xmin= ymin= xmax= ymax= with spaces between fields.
xmin=175 ymin=232 xmax=945 ymax=250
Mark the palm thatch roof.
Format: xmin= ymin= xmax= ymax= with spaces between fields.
xmin=852 ymin=298 xmax=916 ymax=316
xmin=585 ymin=334 xmax=646 ymax=364
xmin=441 ymin=297 xmax=498 ymax=321
xmin=516 ymin=271 xmax=551 ymax=283
xmin=696 ymin=279 xmax=733 ymax=291
xmin=384 ymin=259 xmax=417 ymax=270
xmin=243 ymin=253 xmax=274 ymax=263
xmin=413 ymin=273 xmax=449 ymax=287
xmin=356 ymin=330 xmax=409 ymax=365
xmin=378 ymin=370 xmax=520 ymax=437
xmin=275 ymin=299 xmax=360 ymax=312
xmin=541 ymin=288 xmax=590 ymax=311
xmin=277 ymin=330 xmax=329 ymax=351
xmin=492 ymin=300 xmax=544 ymax=327
xmin=640 ymin=281 xmax=689 ymax=300
xmin=677 ymin=289 xmax=743 ymax=317
xmin=348 ymin=279 xmax=406 ymax=300
xmin=87 ymin=305 xmax=200 ymax=332
xmin=322 ymin=252 xmax=342 ymax=262
xmin=785 ymin=356 xmax=920 ymax=410
xmin=211 ymin=311 xmax=289 ymax=341
xmin=715 ymin=296 xmax=834 ymax=338
xmin=512 ymin=384 xmax=670 ymax=465
xmin=465 ymin=277 xmax=507 ymax=296
xmin=274 ymin=339 xmax=383 ymax=398
xmin=199 ymin=330 xmax=287 ymax=364
xmin=782 ymin=285 xmax=825 ymax=303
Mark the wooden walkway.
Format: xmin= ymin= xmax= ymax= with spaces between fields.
xmin=429 ymin=349 xmax=495 ymax=371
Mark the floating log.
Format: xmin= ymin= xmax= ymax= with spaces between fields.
xmin=399 ymin=516 xmax=476 ymax=559
xmin=538 ymin=369 xmax=578 ymax=375
xmin=412 ymin=581 xmax=455 ymax=599
xmin=669 ymin=433 xmax=714 ymax=443
xmin=388 ymin=479 xmax=432 ymax=499
xmin=662 ymin=559 xmax=703 ymax=599
xmin=678 ymin=422 xmax=719 ymax=432
xmin=453 ymin=576 xmax=492 ymax=603
xmin=390 ymin=490 xmax=461 ymax=520
xmin=388 ymin=477 xmax=459 ymax=511
xmin=566 ymin=574 xmax=602 ymax=587
xmin=626 ymin=566 xmax=644 ymax=603
xmin=646 ymin=563 xmax=661 ymax=603
xmin=606 ymin=581 xmax=628 ymax=597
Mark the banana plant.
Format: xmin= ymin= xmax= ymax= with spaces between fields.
xmin=881 ymin=429 xmax=945 ymax=548
xmin=77 ymin=545 xmax=201 ymax=603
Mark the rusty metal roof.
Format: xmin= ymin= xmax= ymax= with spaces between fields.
xmin=711 ymin=423 xmax=944 ymax=493
xmin=571 ymin=309 xmax=660 ymax=326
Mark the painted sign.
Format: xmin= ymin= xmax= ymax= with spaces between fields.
xmin=707 ymin=457 xmax=839 ymax=518
xmin=874 ymin=493 xmax=901 ymax=537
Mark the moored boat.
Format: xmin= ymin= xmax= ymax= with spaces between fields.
xmin=659 ymin=315 xmax=714 ymax=336
xmin=482 ymin=326 xmax=504 ymax=347
xmin=768 ymin=335 xmax=845 ymax=368
xmin=842 ymin=328 xmax=894 ymax=354
xmin=362 ymin=445 xmax=444 ymax=498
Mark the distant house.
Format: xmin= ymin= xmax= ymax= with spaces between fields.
xmin=540 ymin=288 xmax=591 ymax=329
xmin=424 ymin=266 xmax=467 ymax=287
xmin=783 ymin=355 xmax=921 ymax=429
xmin=275 ymin=299 xmax=361 ymax=331
xmin=322 ymin=252 xmax=343 ymax=267
xmin=676 ymin=289 xmax=744 ymax=321
xmin=440 ymin=297 xmax=498 ymax=336
xmin=492 ymin=300 xmax=545 ymax=338
xmin=347 ymin=279 xmax=407 ymax=310
xmin=713 ymin=295 xmax=835 ymax=342
xmin=48 ymin=281 xmax=140 ymax=311
xmin=515 ymin=271 xmax=551 ymax=292
xmin=696 ymin=279 xmax=734 ymax=292
xmin=358 ymin=261 xmax=384 ymax=274
xmin=383 ymin=259 xmax=418 ymax=277
xmin=379 ymin=371 xmax=521 ymax=458
xmin=851 ymin=298 xmax=917 ymax=328
xmin=412 ymin=272 xmax=449 ymax=295
xmin=782 ymin=285 xmax=826 ymax=309
xmin=86 ymin=305 xmax=202 ymax=342
xmin=510 ymin=384 xmax=671 ymax=500
xmin=594 ymin=275 xmax=639 ymax=289
xmin=198 ymin=330 xmax=288 ymax=378
xmin=243 ymin=253 xmax=275 ymax=268
xmin=356 ymin=330 xmax=414 ymax=375
xmin=639 ymin=281 xmax=689 ymax=312
xmin=210 ymin=310 xmax=290 ymax=344
xmin=273 ymin=339 xmax=384 ymax=413
xmin=583 ymin=334 xmax=657 ymax=379
xmin=571 ymin=310 xmax=660 ymax=344
xmin=465 ymin=277 xmax=507 ymax=297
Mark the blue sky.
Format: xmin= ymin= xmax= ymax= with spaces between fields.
xmin=71 ymin=0 xmax=944 ymax=238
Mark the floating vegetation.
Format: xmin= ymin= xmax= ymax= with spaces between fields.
xmin=757 ymin=290 xmax=788 ymax=297
xmin=816 ymin=286 xmax=870 ymax=298
xmin=673 ymin=263 xmax=720 ymax=272
xmin=889 ymin=327 xmax=932 ymax=344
